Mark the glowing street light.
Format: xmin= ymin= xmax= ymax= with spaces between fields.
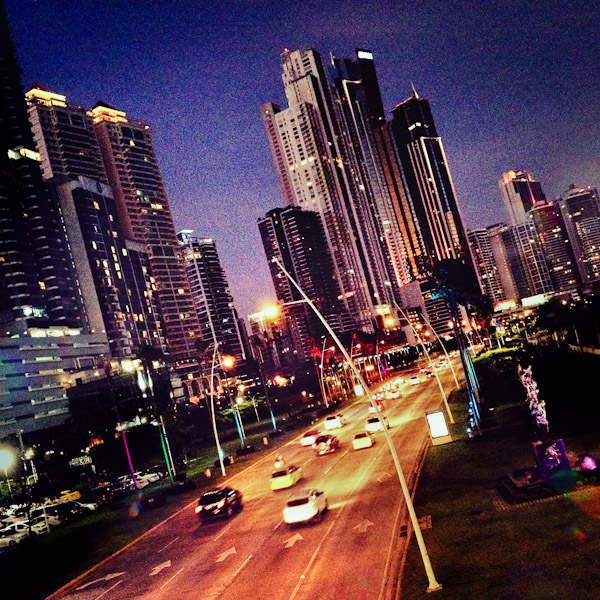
xmin=0 ymin=448 xmax=15 ymax=493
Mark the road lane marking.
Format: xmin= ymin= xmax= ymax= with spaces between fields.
xmin=353 ymin=519 xmax=374 ymax=533
xmin=159 ymin=567 xmax=184 ymax=590
xmin=214 ymin=522 xmax=235 ymax=541
xmin=216 ymin=547 xmax=236 ymax=562
xmin=93 ymin=581 xmax=122 ymax=600
xmin=284 ymin=533 xmax=303 ymax=548
xmin=157 ymin=537 xmax=179 ymax=553
xmin=233 ymin=553 xmax=253 ymax=578
xmin=150 ymin=560 xmax=171 ymax=576
xmin=273 ymin=519 xmax=283 ymax=531
xmin=77 ymin=573 xmax=126 ymax=591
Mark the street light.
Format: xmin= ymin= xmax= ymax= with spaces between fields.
xmin=221 ymin=355 xmax=245 ymax=446
xmin=0 ymin=448 xmax=15 ymax=494
xmin=271 ymin=257 xmax=442 ymax=593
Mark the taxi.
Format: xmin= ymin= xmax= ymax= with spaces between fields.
xmin=270 ymin=464 xmax=303 ymax=491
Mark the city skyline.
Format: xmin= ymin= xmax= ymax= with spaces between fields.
xmin=6 ymin=0 xmax=599 ymax=320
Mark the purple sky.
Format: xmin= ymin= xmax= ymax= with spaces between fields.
xmin=7 ymin=0 xmax=600 ymax=320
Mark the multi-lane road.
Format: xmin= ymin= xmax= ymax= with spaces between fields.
xmin=52 ymin=367 xmax=457 ymax=600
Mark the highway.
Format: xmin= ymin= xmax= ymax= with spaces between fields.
xmin=54 ymin=366 xmax=457 ymax=600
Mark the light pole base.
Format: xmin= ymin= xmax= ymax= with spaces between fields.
xmin=427 ymin=583 xmax=443 ymax=593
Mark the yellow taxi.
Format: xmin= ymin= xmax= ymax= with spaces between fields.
xmin=270 ymin=465 xmax=302 ymax=491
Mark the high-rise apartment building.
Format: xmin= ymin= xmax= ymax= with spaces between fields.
xmin=261 ymin=48 xmax=396 ymax=332
xmin=530 ymin=203 xmax=580 ymax=293
xmin=91 ymin=102 xmax=201 ymax=369
xmin=177 ymin=231 xmax=245 ymax=366
xmin=258 ymin=206 xmax=350 ymax=361
xmin=26 ymin=86 xmax=108 ymax=183
xmin=53 ymin=176 xmax=164 ymax=358
xmin=0 ymin=3 xmax=109 ymax=439
xmin=559 ymin=184 xmax=600 ymax=285
xmin=499 ymin=170 xmax=547 ymax=226
xmin=467 ymin=228 xmax=506 ymax=305
xmin=390 ymin=91 xmax=474 ymax=275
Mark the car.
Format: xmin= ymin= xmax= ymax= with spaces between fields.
xmin=366 ymin=415 xmax=390 ymax=433
xmin=313 ymin=434 xmax=339 ymax=455
xmin=270 ymin=465 xmax=302 ymax=491
xmin=353 ymin=431 xmax=375 ymax=450
xmin=369 ymin=400 xmax=386 ymax=413
xmin=324 ymin=414 xmax=346 ymax=430
xmin=29 ymin=508 xmax=64 ymax=527
xmin=1 ymin=519 xmax=49 ymax=536
xmin=282 ymin=488 xmax=328 ymax=526
xmin=0 ymin=528 xmax=27 ymax=548
xmin=409 ymin=375 xmax=420 ymax=385
xmin=195 ymin=487 xmax=243 ymax=523
xmin=300 ymin=429 xmax=321 ymax=447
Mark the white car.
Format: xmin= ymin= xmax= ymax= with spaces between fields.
xmin=0 ymin=529 xmax=27 ymax=548
xmin=324 ymin=414 xmax=346 ymax=430
xmin=283 ymin=488 xmax=328 ymax=526
xmin=369 ymin=400 xmax=385 ymax=413
xmin=366 ymin=415 xmax=390 ymax=433
xmin=300 ymin=429 xmax=321 ymax=447
xmin=353 ymin=431 xmax=375 ymax=450
xmin=409 ymin=375 xmax=420 ymax=385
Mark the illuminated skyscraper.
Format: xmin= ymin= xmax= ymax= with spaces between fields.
xmin=26 ymin=86 xmax=107 ymax=183
xmin=390 ymin=92 xmax=474 ymax=274
xmin=177 ymin=231 xmax=245 ymax=365
xmin=91 ymin=103 xmax=201 ymax=370
xmin=559 ymin=184 xmax=600 ymax=285
xmin=467 ymin=228 xmax=506 ymax=304
xmin=261 ymin=48 xmax=396 ymax=332
xmin=498 ymin=170 xmax=547 ymax=227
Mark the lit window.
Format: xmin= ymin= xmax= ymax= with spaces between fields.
xmin=93 ymin=201 xmax=100 ymax=210
xmin=122 ymin=248 xmax=128 ymax=256
xmin=178 ymin=288 xmax=185 ymax=295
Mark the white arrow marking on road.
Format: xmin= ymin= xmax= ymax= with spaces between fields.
xmin=216 ymin=547 xmax=236 ymax=563
xmin=377 ymin=472 xmax=392 ymax=482
xmin=76 ymin=572 xmax=126 ymax=590
xmin=353 ymin=519 xmax=374 ymax=533
xmin=284 ymin=533 xmax=304 ymax=548
xmin=150 ymin=560 xmax=172 ymax=576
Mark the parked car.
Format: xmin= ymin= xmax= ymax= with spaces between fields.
xmin=195 ymin=487 xmax=243 ymax=523
xmin=300 ymin=429 xmax=321 ymax=447
xmin=283 ymin=488 xmax=328 ymax=526
xmin=353 ymin=431 xmax=375 ymax=450
xmin=0 ymin=529 xmax=27 ymax=548
xmin=324 ymin=414 xmax=346 ymax=430
xmin=366 ymin=415 xmax=390 ymax=433
xmin=270 ymin=465 xmax=302 ymax=491
xmin=313 ymin=434 xmax=339 ymax=455
xmin=29 ymin=508 xmax=64 ymax=527
xmin=409 ymin=375 xmax=420 ymax=385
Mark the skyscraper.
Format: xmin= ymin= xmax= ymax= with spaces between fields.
xmin=0 ymin=6 xmax=86 ymax=329
xmin=499 ymin=170 xmax=547 ymax=227
xmin=258 ymin=206 xmax=350 ymax=361
xmin=0 ymin=2 xmax=109 ymax=438
xmin=53 ymin=176 xmax=164 ymax=358
xmin=261 ymin=48 xmax=396 ymax=332
xmin=91 ymin=102 xmax=201 ymax=369
xmin=390 ymin=91 xmax=474 ymax=274
xmin=559 ymin=184 xmax=600 ymax=285
xmin=467 ymin=228 xmax=506 ymax=305
xmin=177 ymin=231 xmax=245 ymax=366
xmin=26 ymin=86 xmax=108 ymax=183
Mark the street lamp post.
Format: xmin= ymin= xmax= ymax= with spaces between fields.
xmin=272 ymin=257 xmax=442 ymax=593
xmin=209 ymin=343 xmax=227 ymax=477
xmin=222 ymin=355 xmax=245 ymax=447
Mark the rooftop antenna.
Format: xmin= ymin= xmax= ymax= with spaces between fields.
xmin=411 ymin=81 xmax=420 ymax=99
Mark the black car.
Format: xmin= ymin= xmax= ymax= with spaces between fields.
xmin=195 ymin=487 xmax=243 ymax=523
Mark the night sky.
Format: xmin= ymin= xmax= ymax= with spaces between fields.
xmin=6 ymin=0 xmax=600 ymax=321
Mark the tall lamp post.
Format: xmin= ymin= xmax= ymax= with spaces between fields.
xmin=272 ymin=257 xmax=442 ymax=593
xmin=208 ymin=343 xmax=227 ymax=476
